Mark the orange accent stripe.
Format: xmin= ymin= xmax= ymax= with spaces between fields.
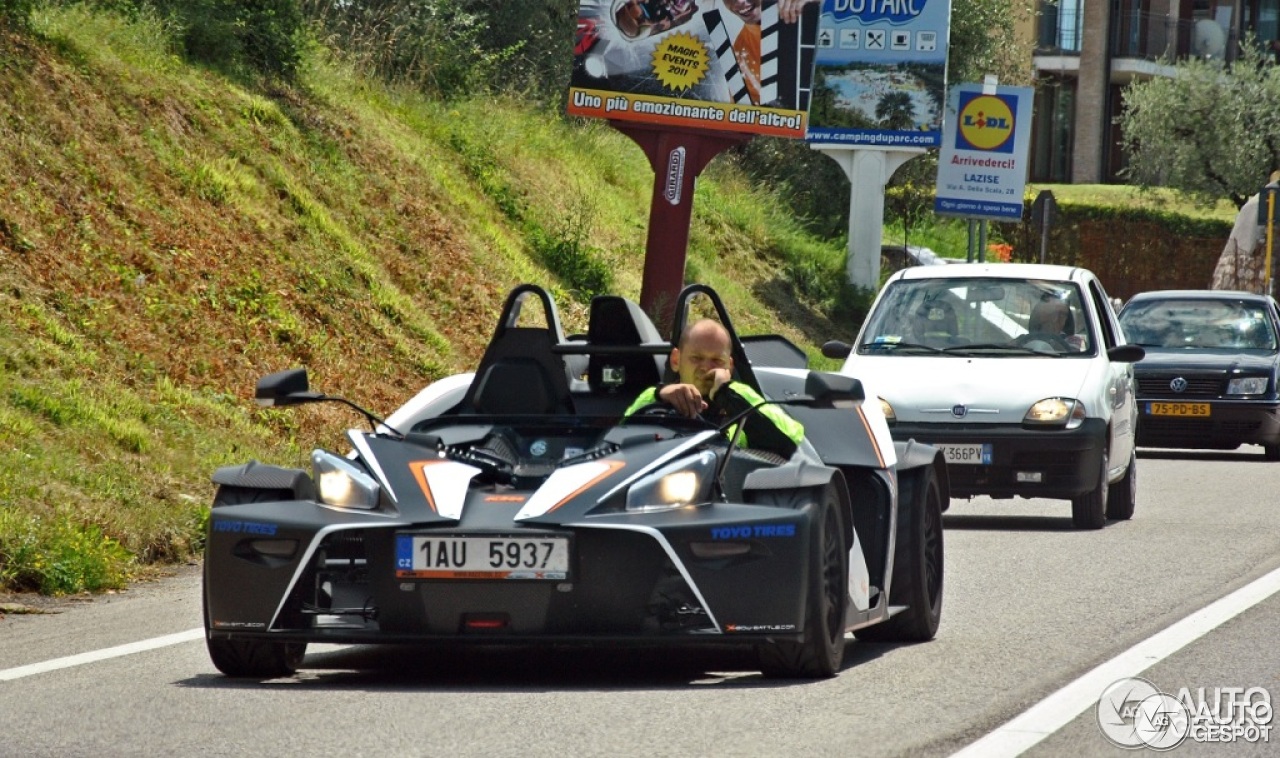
xmin=854 ymin=406 xmax=887 ymax=469
xmin=408 ymin=460 xmax=442 ymax=513
xmin=542 ymin=460 xmax=626 ymax=515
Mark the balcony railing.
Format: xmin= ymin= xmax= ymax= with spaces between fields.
xmin=1037 ymin=4 xmax=1083 ymax=53
xmin=1036 ymin=11 xmax=1246 ymax=64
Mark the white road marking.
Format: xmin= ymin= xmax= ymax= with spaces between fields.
xmin=951 ymin=564 xmax=1280 ymax=757
xmin=0 ymin=628 xmax=204 ymax=682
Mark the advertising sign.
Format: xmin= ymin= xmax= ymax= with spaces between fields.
xmin=934 ymin=83 xmax=1033 ymax=222
xmin=567 ymin=0 xmax=822 ymax=139
xmin=806 ymin=0 xmax=952 ymax=147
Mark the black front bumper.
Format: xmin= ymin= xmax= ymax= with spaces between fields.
xmin=888 ymin=419 xmax=1107 ymax=499
xmin=1135 ymin=399 xmax=1280 ymax=451
xmin=204 ymin=502 xmax=818 ymax=645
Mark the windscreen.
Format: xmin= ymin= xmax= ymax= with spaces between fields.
xmin=1119 ymin=298 xmax=1278 ymax=350
xmin=857 ymin=277 xmax=1093 ymax=356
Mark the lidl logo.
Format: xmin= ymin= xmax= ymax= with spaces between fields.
xmin=956 ymin=93 xmax=1016 ymax=153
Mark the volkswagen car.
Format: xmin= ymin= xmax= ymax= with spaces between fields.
xmin=1117 ymin=289 xmax=1280 ymax=460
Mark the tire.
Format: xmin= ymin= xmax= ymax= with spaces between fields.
xmin=757 ymin=484 xmax=848 ymax=678
xmin=205 ymin=634 xmax=307 ymax=679
xmin=1071 ymin=451 xmax=1108 ymax=529
xmin=854 ymin=465 xmax=943 ymax=643
xmin=1106 ymin=450 xmax=1137 ymax=521
xmin=1264 ymin=444 xmax=1280 ymax=462
xmin=204 ymin=484 xmax=307 ymax=678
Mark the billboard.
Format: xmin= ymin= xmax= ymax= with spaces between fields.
xmin=567 ymin=1 xmax=822 ymax=139
xmin=934 ymin=83 xmax=1034 ymax=222
xmin=806 ymin=0 xmax=952 ymax=147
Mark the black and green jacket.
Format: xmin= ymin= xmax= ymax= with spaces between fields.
xmin=623 ymin=381 xmax=805 ymax=459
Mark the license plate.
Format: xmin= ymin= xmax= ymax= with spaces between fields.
xmin=394 ymin=534 xmax=571 ymax=580
xmin=1147 ymin=402 xmax=1211 ymax=417
xmin=938 ymin=443 xmax=992 ymax=465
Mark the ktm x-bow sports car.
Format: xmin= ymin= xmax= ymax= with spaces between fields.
xmin=203 ymin=284 xmax=947 ymax=679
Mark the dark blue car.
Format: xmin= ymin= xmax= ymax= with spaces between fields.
xmin=1118 ymin=289 xmax=1280 ymax=460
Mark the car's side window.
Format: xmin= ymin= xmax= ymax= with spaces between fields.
xmin=1087 ymin=279 xmax=1120 ymax=349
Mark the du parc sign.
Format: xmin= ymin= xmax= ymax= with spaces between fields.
xmin=806 ymin=0 xmax=952 ymax=147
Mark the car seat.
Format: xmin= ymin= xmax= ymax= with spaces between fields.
xmin=459 ymin=284 xmax=575 ymax=415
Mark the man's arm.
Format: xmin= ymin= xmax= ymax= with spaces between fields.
xmin=711 ymin=382 xmax=804 ymax=458
xmin=622 ymin=386 xmax=661 ymax=417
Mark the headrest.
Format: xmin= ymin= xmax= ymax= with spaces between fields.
xmin=588 ymin=296 xmax=663 ymax=345
xmin=472 ymin=358 xmax=559 ymax=415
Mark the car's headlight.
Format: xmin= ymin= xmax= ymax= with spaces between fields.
xmin=1024 ymin=397 xmax=1087 ymax=429
xmin=626 ymin=450 xmax=717 ymax=513
xmin=312 ymin=449 xmax=381 ymax=509
xmin=879 ymin=396 xmax=896 ymax=422
xmin=1227 ymin=376 xmax=1268 ymax=396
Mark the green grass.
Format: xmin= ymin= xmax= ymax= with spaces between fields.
xmin=0 ymin=5 xmax=852 ymax=594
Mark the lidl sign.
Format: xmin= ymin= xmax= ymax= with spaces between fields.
xmin=934 ymin=83 xmax=1033 ymax=221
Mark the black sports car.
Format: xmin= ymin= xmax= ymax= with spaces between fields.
xmin=203 ymin=283 xmax=947 ymax=679
xmin=1118 ymin=289 xmax=1280 ymax=459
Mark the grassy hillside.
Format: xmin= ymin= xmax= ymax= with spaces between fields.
xmin=0 ymin=7 xmax=854 ymax=594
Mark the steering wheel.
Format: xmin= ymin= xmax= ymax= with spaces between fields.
xmin=624 ymin=402 xmax=716 ymax=429
xmin=630 ymin=401 xmax=680 ymax=417
xmin=1014 ymin=332 xmax=1071 ymax=351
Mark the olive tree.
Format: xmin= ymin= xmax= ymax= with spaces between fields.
xmin=1119 ymin=40 xmax=1280 ymax=208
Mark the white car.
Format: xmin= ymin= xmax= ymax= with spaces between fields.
xmin=824 ymin=263 xmax=1146 ymax=529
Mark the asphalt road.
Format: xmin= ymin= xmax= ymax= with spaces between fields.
xmin=3 ymin=447 xmax=1279 ymax=757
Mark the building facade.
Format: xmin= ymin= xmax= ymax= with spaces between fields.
xmin=1030 ymin=0 xmax=1280 ymax=183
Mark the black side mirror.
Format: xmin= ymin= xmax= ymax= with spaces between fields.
xmin=797 ymin=371 xmax=864 ymax=408
xmin=1107 ymin=344 xmax=1146 ymax=364
xmin=821 ymin=340 xmax=852 ymax=360
xmin=255 ymin=368 xmax=322 ymax=407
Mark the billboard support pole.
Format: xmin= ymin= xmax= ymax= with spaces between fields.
xmin=811 ymin=146 xmax=926 ymax=293
xmin=613 ymin=121 xmax=750 ymax=332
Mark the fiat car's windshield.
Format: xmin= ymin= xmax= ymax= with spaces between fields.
xmin=858 ymin=277 xmax=1093 ymax=356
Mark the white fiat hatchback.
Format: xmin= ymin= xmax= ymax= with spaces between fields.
xmin=824 ymin=263 xmax=1145 ymax=529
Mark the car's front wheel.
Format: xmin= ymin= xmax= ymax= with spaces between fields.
xmin=204 ymin=484 xmax=308 ymax=678
xmin=757 ymin=484 xmax=848 ymax=678
xmin=1106 ymin=450 xmax=1137 ymax=521
xmin=1071 ymin=451 xmax=1108 ymax=529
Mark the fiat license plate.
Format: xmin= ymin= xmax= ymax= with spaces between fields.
xmin=1147 ymin=402 xmax=1210 ymax=417
xmin=938 ymin=443 xmax=992 ymax=465
xmin=395 ymin=533 xmax=570 ymax=580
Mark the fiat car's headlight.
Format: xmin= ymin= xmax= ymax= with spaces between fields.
xmin=879 ymin=397 xmax=896 ymax=422
xmin=1024 ymin=398 xmax=1087 ymax=429
xmin=626 ymin=450 xmax=717 ymax=513
xmin=1227 ymin=376 xmax=1268 ymax=396
xmin=312 ymin=449 xmax=380 ymax=509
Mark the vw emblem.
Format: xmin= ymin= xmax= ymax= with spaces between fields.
xmin=951 ymin=404 xmax=968 ymax=418
xmin=1169 ymin=377 xmax=1188 ymax=393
